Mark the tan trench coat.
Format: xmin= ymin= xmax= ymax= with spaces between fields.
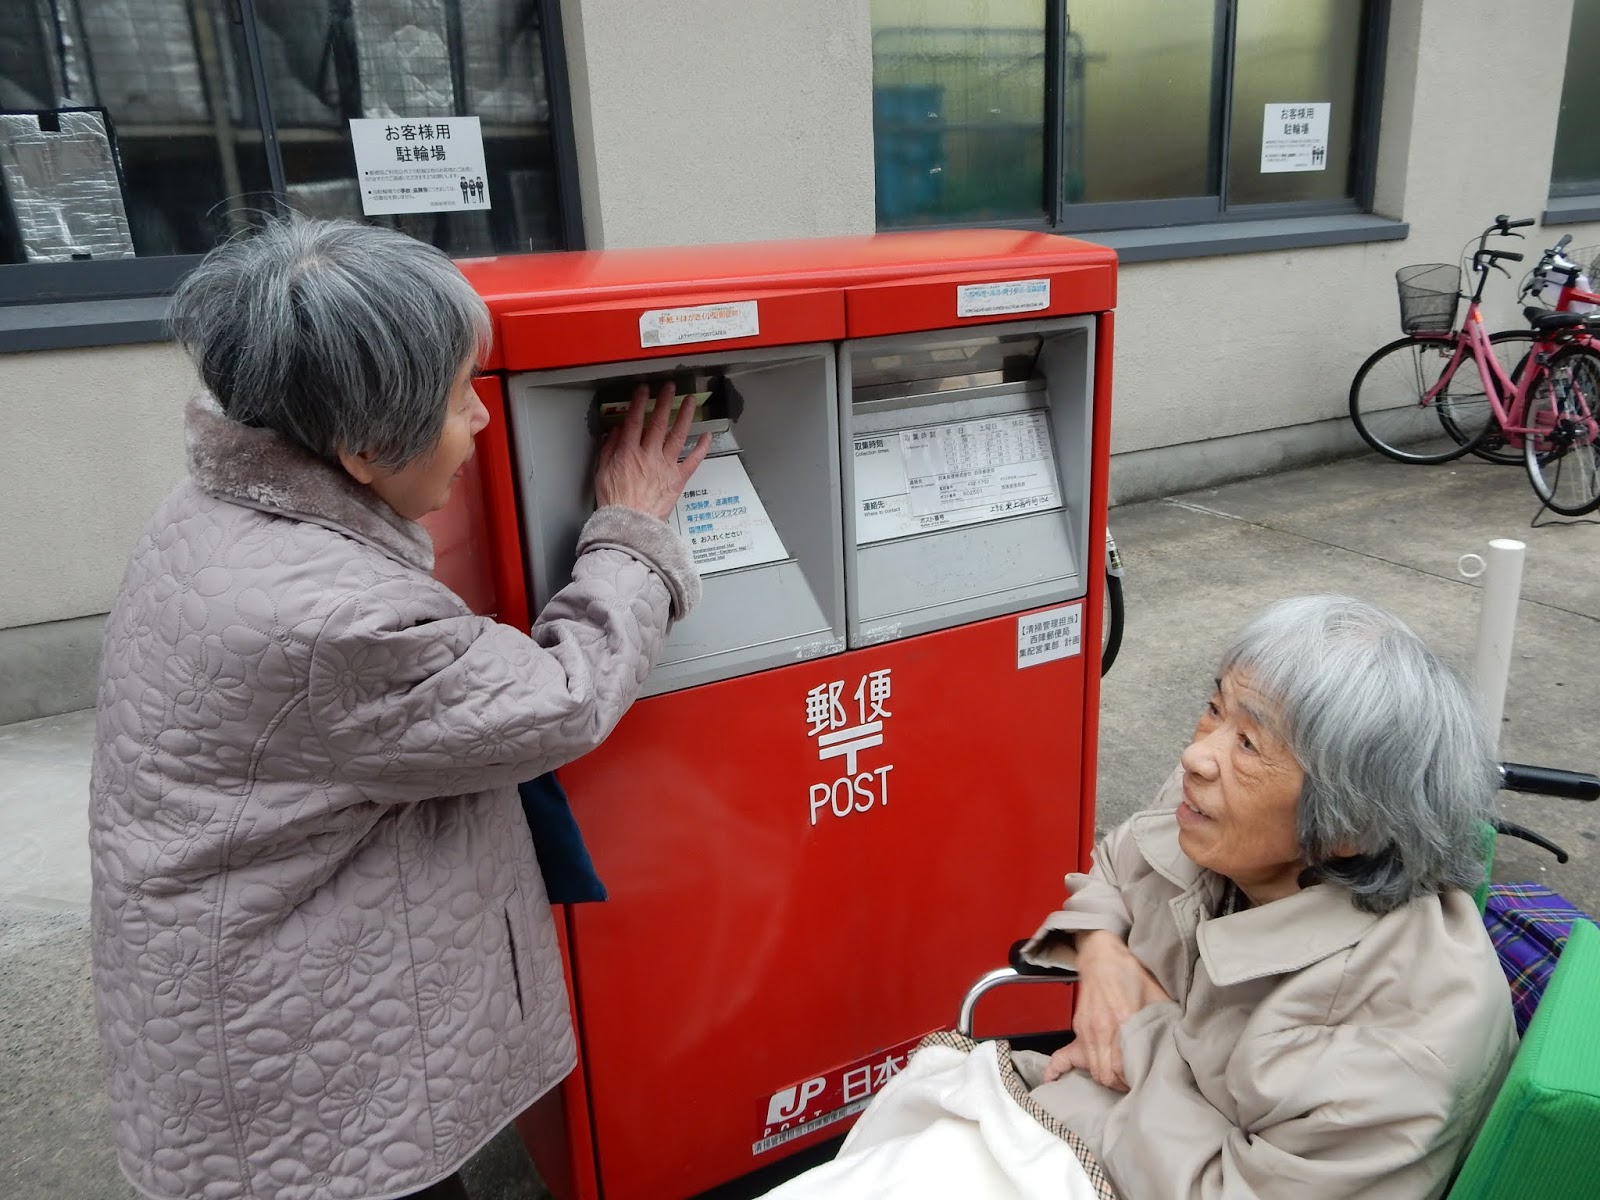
xmin=1019 ymin=770 xmax=1517 ymax=1200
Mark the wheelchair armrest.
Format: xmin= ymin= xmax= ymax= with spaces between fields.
xmin=956 ymin=939 xmax=1080 ymax=1037
xmin=1009 ymin=938 xmax=1076 ymax=977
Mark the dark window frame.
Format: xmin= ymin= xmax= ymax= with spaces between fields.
xmin=1547 ymin=0 xmax=1600 ymax=214
xmin=0 ymin=0 xmax=584 ymax=308
xmin=878 ymin=0 xmax=1392 ymax=236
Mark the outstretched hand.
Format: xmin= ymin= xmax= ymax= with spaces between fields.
xmin=594 ymin=382 xmax=712 ymax=522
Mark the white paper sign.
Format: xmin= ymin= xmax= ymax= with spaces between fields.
xmin=1260 ymin=103 xmax=1331 ymax=173
xmin=854 ymin=411 xmax=1064 ymax=544
xmin=957 ymin=278 xmax=1051 ymax=318
xmin=348 ymin=116 xmax=489 ymax=215
xmin=1017 ymin=604 xmax=1082 ymax=668
xmin=671 ymin=454 xmax=789 ymax=576
xmin=640 ymin=300 xmax=759 ymax=348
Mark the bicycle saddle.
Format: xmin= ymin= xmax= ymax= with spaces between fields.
xmin=1523 ymin=306 xmax=1596 ymax=332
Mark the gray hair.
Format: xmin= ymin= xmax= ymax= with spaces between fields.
xmin=169 ymin=214 xmax=490 ymax=468
xmin=1219 ymin=595 xmax=1498 ymax=915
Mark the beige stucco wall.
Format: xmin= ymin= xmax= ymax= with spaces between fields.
xmin=2 ymin=0 xmax=1598 ymax=704
xmin=0 ymin=343 xmax=194 ymax=628
xmin=559 ymin=0 xmax=877 ymax=248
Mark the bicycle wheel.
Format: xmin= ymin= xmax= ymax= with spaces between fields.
xmin=1448 ymin=330 xmax=1538 ymax=464
xmin=1523 ymin=343 xmax=1600 ymax=515
xmin=1350 ymin=336 xmax=1487 ymax=463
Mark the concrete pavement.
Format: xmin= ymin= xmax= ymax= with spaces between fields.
xmin=3 ymin=449 xmax=1597 ymax=1198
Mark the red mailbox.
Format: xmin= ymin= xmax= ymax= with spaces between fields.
xmin=422 ymin=231 xmax=1116 ymax=1198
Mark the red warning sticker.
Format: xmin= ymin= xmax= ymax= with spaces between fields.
xmin=753 ymin=1032 xmax=932 ymax=1156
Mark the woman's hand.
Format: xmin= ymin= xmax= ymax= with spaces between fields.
xmin=594 ymin=382 xmax=712 ymax=521
xmin=1042 ymin=929 xmax=1172 ymax=1091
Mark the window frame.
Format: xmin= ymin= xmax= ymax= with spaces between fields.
xmin=1545 ymin=0 xmax=1600 ymax=222
xmin=0 ymin=0 xmax=585 ymax=308
xmin=878 ymin=0 xmax=1392 ymax=238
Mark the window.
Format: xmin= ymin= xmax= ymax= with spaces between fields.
xmin=0 ymin=0 xmax=579 ymax=303
xmin=1551 ymin=0 xmax=1600 ymax=200
xmin=870 ymin=0 xmax=1384 ymax=233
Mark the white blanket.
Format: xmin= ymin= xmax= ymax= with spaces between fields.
xmin=761 ymin=1038 xmax=1104 ymax=1200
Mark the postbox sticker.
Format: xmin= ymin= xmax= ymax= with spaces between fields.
xmin=805 ymin=669 xmax=894 ymax=826
xmin=639 ymin=299 xmax=759 ymax=347
xmin=1017 ymin=603 xmax=1082 ymax=668
xmin=753 ymin=1032 xmax=931 ymax=1156
xmin=956 ymin=277 xmax=1051 ymax=318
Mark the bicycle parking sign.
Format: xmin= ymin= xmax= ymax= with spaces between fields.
xmin=1260 ymin=102 xmax=1330 ymax=173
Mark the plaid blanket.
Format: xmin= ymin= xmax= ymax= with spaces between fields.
xmin=1483 ymin=882 xmax=1590 ymax=1035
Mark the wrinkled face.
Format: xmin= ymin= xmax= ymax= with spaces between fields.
xmin=353 ymin=358 xmax=489 ymax=520
xmin=1176 ymin=669 xmax=1307 ymax=905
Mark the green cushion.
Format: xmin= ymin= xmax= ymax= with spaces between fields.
xmin=1473 ymin=821 xmax=1497 ymax=916
xmin=1448 ymin=919 xmax=1600 ymax=1200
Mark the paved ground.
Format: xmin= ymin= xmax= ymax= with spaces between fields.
xmin=3 ymin=450 xmax=1597 ymax=1199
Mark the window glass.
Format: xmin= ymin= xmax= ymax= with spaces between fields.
xmin=1227 ymin=0 xmax=1364 ymax=206
xmin=870 ymin=0 xmax=1047 ymax=226
xmin=0 ymin=0 xmax=565 ymax=270
xmin=1063 ymin=0 xmax=1217 ymax=204
xmin=1551 ymin=0 xmax=1600 ymax=194
xmin=259 ymin=0 xmax=562 ymax=256
xmin=0 ymin=0 xmax=271 ymax=263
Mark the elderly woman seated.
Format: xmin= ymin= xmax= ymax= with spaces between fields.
xmin=768 ymin=595 xmax=1515 ymax=1200
xmin=1014 ymin=593 xmax=1516 ymax=1199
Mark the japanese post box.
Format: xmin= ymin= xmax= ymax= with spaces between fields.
xmin=431 ymin=232 xmax=1116 ymax=1199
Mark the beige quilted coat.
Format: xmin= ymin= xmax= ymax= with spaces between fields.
xmin=88 ymin=399 xmax=698 ymax=1200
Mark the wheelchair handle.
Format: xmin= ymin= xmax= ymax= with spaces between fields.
xmin=956 ymin=940 xmax=1079 ymax=1037
xmin=1499 ymin=763 xmax=1600 ymax=801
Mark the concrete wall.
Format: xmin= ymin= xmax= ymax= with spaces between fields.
xmin=558 ymin=0 xmax=876 ymax=248
xmin=2 ymin=0 xmax=1598 ymax=720
xmin=0 ymin=344 xmax=194 ymax=721
xmin=0 ymin=344 xmax=193 ymax=628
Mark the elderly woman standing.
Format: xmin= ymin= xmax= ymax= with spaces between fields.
xmin=87 ymin=216 xmax=708 ymax=1200
xmin=1018 ymin=595 xmax=1517 ymax=1199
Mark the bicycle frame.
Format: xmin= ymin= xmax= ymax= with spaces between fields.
xmin=1426 ymin=236 xmax=1592 ymax=448
xmin=1417 ymin=305 xmax=1542 ymax=441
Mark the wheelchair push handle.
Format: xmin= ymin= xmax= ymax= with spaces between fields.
xmin=956 ymin=940 xmax=1079 ymax=1038
xmin=1499 ymin=763 xmax=1600 ymax=802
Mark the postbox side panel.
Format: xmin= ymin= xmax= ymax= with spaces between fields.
xmin=559 ymin=610 xmax=1086 ymax=1200
xmin=420 ymin=376 xmax=523 ymax=623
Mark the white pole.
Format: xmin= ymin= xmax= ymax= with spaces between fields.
xmin=1468 ymin=538 xmax=1527 ymax=754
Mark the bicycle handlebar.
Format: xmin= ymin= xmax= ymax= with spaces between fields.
xmin=1494 ymin=214 xmax=1537 ymax=231
xmin=1483 ymin=249 xmax=1524 ymax=263
xmin=1555 ymin=233 xmax=1573 ymax=253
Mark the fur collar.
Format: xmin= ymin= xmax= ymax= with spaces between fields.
xmin=185 ymin=396 xmax=434 ymax=573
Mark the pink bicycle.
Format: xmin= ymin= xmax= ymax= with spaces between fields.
xmin=1350 ymin=216 xmax=1600 ymax=516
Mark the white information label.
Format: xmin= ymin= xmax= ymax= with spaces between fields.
xmin=348 ymin=116 xmax=490 ymax=216
xmin=1017 ymin=604 xmax=1082 ymax=669
xmin=1260 ymin=102 xmax=1331 ymax=174
xmin=956 ymin=278 xmax=1051 ymax=318
xmin=853 ymin=411 xmax=1063 ymax=544
xmin=670 ymin=454 xmax=789 ymax=576
xmin=640 ymin=300 xmax=759 ymax=348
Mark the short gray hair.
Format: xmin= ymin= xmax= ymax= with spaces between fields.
xmin=1219 ymin=595 xmax=1498 ymax=914
xmin=169 ymin=215 xmax=490 ymax=468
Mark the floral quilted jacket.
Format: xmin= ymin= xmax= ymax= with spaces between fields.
xmin=88 ymin=399 xmax=699 ymax=1200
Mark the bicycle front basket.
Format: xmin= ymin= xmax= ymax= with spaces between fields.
xmin=1396 ymin=263 xmax=1462 ymax=334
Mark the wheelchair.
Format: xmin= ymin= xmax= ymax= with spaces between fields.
xmin=954 ymin=764 xmax=1600 ymax=1200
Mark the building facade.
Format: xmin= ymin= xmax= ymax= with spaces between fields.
xmin=2 ymin=0 xmax=1597 ymax=722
